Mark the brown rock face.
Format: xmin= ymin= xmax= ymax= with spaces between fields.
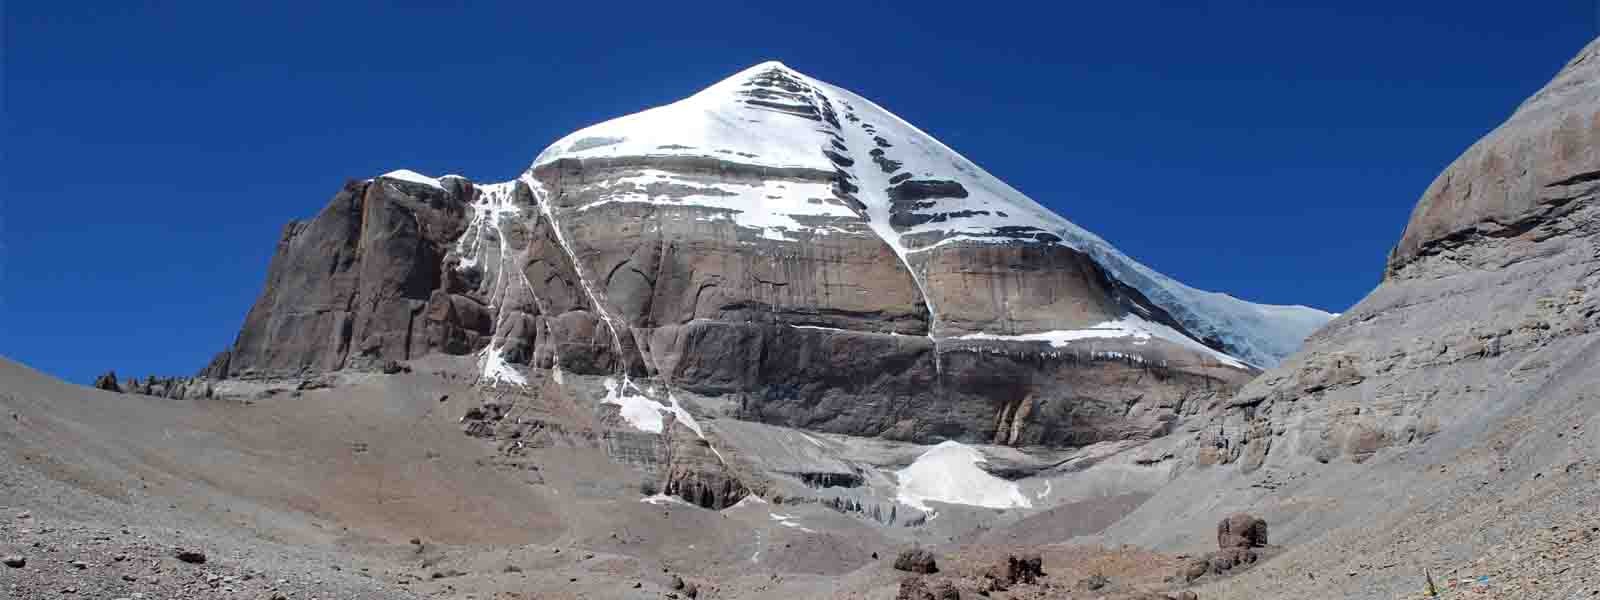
xmin=1388 ymin=39 xmax=1600 ymax=277
xmin=205 ymin=176 xmax=476 ymax=378
xmin=660 ymin=429 xmax=748 ymax=509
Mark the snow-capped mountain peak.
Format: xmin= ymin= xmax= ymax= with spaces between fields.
xmin=528 ymin=62 xmax=1331 ymax=367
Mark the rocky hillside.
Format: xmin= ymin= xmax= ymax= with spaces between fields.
xmin=200 ymin=62 xmax=1330 ymax=450
xmin=1095 ymin=36 xmax=1600 ymax=600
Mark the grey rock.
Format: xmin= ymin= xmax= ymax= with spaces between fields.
xmin=2 ymin=555 xmax=24 ymax=568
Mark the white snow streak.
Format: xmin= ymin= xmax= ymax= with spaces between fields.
xmin=768 ymin=513 xmax=815 ymax=533
xmin=953 ymin=313 xmax=1247 ymax=369
xmin=641 ymin=493 xmax=693 ymax=507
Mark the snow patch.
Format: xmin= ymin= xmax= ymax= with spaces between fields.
xmin=599 ymin=378 xmax=711 ymax=444
xmin=895 ymin=441 xmax=1032 ymax=512
xmin=380 ymin=169 xmax=446 ymax=190
xmin=477 ymin=346 xmax=527 ymax=387
xmin=601 ymin=377 xmax=668 ymax=433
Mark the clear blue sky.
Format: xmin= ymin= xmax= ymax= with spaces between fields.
xmin=4 ymin=2 xmax=1596 ymax=384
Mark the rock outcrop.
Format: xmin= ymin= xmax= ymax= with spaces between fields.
xmin=893 ymin=548 xmax=939 ymax=574
xmin=92 ymin=371 xmax=120 ymax=392
xmin=90 ymin=370 xmax=214 ymax=400
xmin=1098 ymin=38 xmax=1600 ymax=600
xmin=202 ymin=174 xmax=479 ymax=379
xmin=1196 ymin=37 xmax=1600 ymax=473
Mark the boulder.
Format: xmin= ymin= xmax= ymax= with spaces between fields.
xmin=893 ymin=548 xmax=938 ymax=574
xmin=1216 ymin=513 xmax=1268 ymax=549
xmin=1207 ymin=547 xmax=1258 ymax=574
xmin=1005 ymin=552 xmax=1045 ymax=585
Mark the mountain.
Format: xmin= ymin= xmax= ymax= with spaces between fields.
xmin=200 ymin=62 xmax=1330 ymax=452
xmin=9 ymin=40 xmax=1596 ymax=600
xmin=1091 ymin=37 xmax=1600 ymax=599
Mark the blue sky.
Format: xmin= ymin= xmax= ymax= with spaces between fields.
xmin=4 ymin=2 xmax=1596 ymax=383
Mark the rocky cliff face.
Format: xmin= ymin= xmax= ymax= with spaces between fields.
xmin=1190 ymin=38 xmax=1600 ymax=473
xmin=204 ymin=62 xmax=1332 ymax=450
xmin=1090 ymin=42 xmax=1600 ymax=596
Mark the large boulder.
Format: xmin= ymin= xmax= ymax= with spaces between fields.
xmin=893 ymin=548 xmax=939 ymax=574
xmin=1005 ymin=552 xmax=1045 ymax=585
xmin=1216 ymin=513 xmax=1268 ymax=549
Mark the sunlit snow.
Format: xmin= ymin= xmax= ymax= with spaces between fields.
xmin=955 ymin=313 xmax=1248 ymax=369
xmin=380 ymin=169 xmax=446 ymax=190
xmin=896 ymin=441 xmax=1032 ymax=511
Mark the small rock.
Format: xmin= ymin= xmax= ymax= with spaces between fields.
xmin=671 ymin=575 xmax=685 ymax=590
xmin=1079 ymin=573 xmax=1109 ymax=590
xmin=684 ymin=583 xmax=700 ymax=599
xmin=173 ymin=549 xmax=206 ymax=564
xmin=3 ymin=555 xmax=25 ymax=568
xmin=70 ymin=560 xmax=89 ymax=569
